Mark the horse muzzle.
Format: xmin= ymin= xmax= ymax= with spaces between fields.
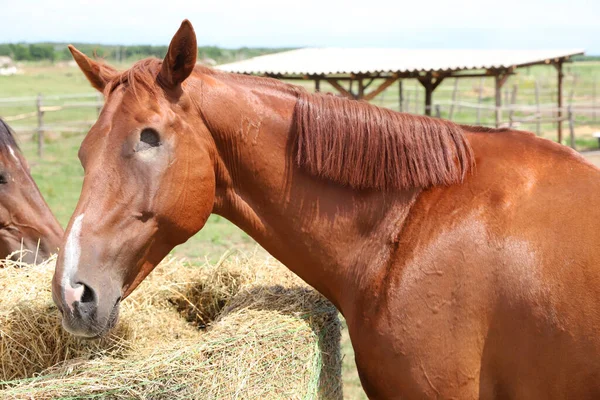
xmin=53 ymin=276 xmax=122 ymax=338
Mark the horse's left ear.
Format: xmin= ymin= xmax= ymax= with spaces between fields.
xmin=68 ymin=45 xmax=117 ymax=92
xmin=159 ymin=20 xmax=197 ymax=89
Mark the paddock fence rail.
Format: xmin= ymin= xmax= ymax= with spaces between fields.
xmin=0 ymin=93 xmax=102 ymax=157
xmin=2 ymin=73 xmax=600 ymax=157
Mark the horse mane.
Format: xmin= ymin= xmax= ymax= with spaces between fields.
xmin=294 ymin=92 xmax=474 ymax=191
xmin=204 ymin=70 xmax=475 ymax=191
xmin=101 ymin=58 xmax=164 ymax=99
xmin=0 ymin=118 xmax=21 ymax=155
xmin=460 ymin=124 xmax=510 ymax=133
xmin=102 ymin=59 xmax=475 ymax=191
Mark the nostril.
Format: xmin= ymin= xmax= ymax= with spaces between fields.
xmin=79 ymin=283 xmax=96 ymax=304
xmin=136 ymin=211 xmax=154 ymax=223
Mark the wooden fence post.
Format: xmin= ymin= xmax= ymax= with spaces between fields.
xmin=476 ymin=78 xmax=484 ymax=125
xmin=569 ymin=75 xmax=578 ymax=105
xmin=593 ymin=79 xmax=597 ymax=122
xmin=435 ymin=104 xmax=441 ymax=118
xmin=36 ymin=94 xmax=44 ymax=158
xmin=566 ymin=73 xmax=578 ymax=138
xmin=568 ymin=105 xmax=575 ymax=149
xmin=414 ymin=85 xmax=420 ymax=114
xmin=495 ymin=72 xmax=509 ymax=128
xmin=557 ymin=62 xmax=564 ymax=143
xmin=449 ymin=78 xmax=458 ymax=120
xmin=96 ymin=93 xmax=103 ymax=116
xmin=534 ymin=80 xmax=541 ymax=135
xmin=398 ymin=80 xmax=404 ymax=112
xmin=508 ymin=85 xmax=518 ymax=128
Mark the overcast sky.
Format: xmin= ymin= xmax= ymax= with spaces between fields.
xmin=1 ymin=0 xmax=598 ymax=53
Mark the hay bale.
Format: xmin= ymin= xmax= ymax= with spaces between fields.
xmin=0 ymin=252 xmax=342 ymax=399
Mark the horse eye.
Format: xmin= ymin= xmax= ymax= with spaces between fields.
xmin=136 ymin=128 xmax=161 ymax=152
xmin=0 ymin=174 xmax=7 ymax=185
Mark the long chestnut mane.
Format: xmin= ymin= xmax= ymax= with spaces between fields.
xmin=100 ymin=58 xmax=475 ymax=191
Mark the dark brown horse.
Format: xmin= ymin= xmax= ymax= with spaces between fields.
xmin=53 ymin=21 xmax=600 ymax=398
xmin=0 ymin=119 xmax=62 ymax=263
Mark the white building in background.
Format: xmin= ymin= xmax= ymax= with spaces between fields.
xmin=0 ymin=57 xmax=18 ymax=76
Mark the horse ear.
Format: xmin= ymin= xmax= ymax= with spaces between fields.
xmin=68 ymin=45 xmax=116 ymax=92
xmin=159 ymin=20 xmax=197 ymax=89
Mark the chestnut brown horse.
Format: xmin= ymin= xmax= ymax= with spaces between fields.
xmin=0 ymin=119 xmax=62 ymax=263
xmin=53 ymin=21 xmax=600 ymax=399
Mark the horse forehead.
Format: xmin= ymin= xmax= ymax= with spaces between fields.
xmin=90 ymin=100 xmax=162 ymax=138
xmin=107 ymin=88 xmax=178 ymax=125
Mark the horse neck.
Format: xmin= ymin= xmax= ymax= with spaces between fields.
xmin=196 ymin=74 xmax=418 ymax=312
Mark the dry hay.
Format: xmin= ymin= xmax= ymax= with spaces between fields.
xmin=0 ymin=251 xmax=342 ymax=399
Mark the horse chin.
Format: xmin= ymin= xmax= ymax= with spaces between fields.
xmin=61 ymin=302 xmax=121 ymax=339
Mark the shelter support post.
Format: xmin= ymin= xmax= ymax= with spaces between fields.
xmin=358 ymin=78 xmax=365 ymax=99
xmin=325 ymin=78 xmax=355 ymax=99
xmin=494 ymin=71 xmax=510 ymax=128
xmin=363 ymin=76 xmax=377 ymax=92
xmin=325 ymin=75 xmax=399 ymax=102
xmin=315 ymin=79 xmax=321 ymax=93
xmin=36 ymin=94 xmax=44 ymax=158
xmin=425 ymin=86 xmax=433 ymax=116
xmin=417 ymin=74 xmax=445 ymax=116
xmin=555 ymin=61 xmax=564 ymax=143
xmin=399 ymin=80 xmax=404 ymax=112
xmin=362 ymin=75 xmax=399 ymax=101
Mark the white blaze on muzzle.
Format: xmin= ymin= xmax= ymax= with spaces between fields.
xmin=62 ymin=213 xmax=84 ymax=311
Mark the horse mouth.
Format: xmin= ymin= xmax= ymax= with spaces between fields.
xmin=61 ymin=299 xmax=121 ymax=339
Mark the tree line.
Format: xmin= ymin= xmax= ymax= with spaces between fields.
xmin=2 ymin=44 xmax=595 ymax=64
xmin=0 ymin=43 xmax=289 ymax=63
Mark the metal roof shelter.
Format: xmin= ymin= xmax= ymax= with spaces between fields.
xmin=218 ymin=48 xmax=585 ymax=142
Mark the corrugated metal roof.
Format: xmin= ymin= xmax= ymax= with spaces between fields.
xmin=217 ymin=48 xmax=585 ymax=76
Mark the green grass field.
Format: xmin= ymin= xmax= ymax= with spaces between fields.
xmin=3 ymin=60 xmax=600 ymax=400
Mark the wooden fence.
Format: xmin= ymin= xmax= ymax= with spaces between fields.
xmin=0 ymin=93 xmax=102 ymax=157
xmin=2 ymin=79 xmax=600 ymax=157
xmin=431 ymin=102 xmax=578 ymax=148
xmin=376 ymin=74 xmax=600 ymax=149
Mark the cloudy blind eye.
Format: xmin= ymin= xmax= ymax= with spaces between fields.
xmin=137 ymin=128 xmax=161 ymax=152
